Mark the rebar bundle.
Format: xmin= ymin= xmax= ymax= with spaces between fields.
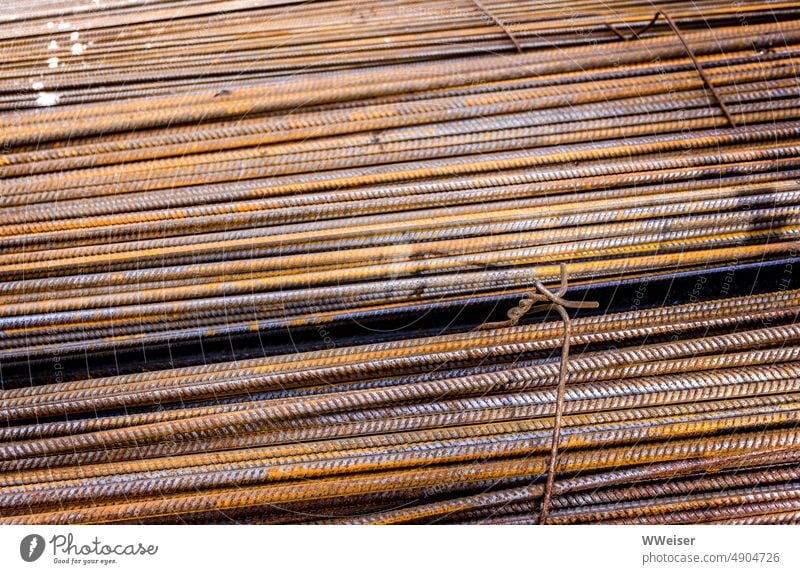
xmin=0 ymin=0 xmax=799 ymax=525
xmin=1 ymin=290 xmax=799 ymax=524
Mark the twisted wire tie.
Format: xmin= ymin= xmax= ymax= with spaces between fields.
xmin=605 ymin=11 xmax=738 ymax=128
xmin=475 ymin=263 xmax=599 ymax=523
xmin=469 ymin=0 xmax=523 ymax=53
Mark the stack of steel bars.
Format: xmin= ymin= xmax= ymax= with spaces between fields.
xmin=0 ymin=0 xmax=799 ymax=524
xmin=2 ymin=290 xmax=800 ymax=524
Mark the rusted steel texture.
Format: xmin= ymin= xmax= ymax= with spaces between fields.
xmin=1 ymin=0 xmax=799 ymax=525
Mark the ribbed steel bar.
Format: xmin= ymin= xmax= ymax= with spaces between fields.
xmin=1 ymin=0 xmax=799 ymax=525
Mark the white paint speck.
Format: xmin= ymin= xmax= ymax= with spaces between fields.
xmin=70 ymin=31 xmax=79 ymax=41
xmin=47 ymin=56 xmax=59 ymax=68
xmin=36 ymin=92 xmax=60 ymax=106
xmin=57 ymin=21 xmax=73 ymax=31
xmin=71 ymin=43 xmax=85 ymax=55
xmin=46 ymin=21 xmax=55 ymax=29
xmin=32 ymin=81 xmax=44 ymax=90
xmin=145 ymin=42 xmax=152 ymax=49
xmin=48 ymin=40 xmax=59 ymax=50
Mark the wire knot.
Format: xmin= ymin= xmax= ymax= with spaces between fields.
xmin=476 ymin=264 xmax=598 ymax=331
xmin=474 ymin=264 xmax=600 ymax=524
